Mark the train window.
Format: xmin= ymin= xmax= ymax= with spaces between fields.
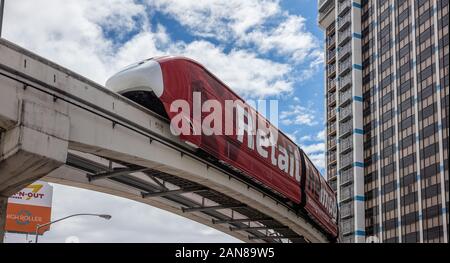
xmin=121 ymin=91 xmax=168 ymax=119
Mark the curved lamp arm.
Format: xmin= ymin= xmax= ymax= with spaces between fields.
xmin=35 ymin=213 xmax=111 ymax=243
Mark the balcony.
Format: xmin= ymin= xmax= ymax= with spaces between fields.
xmin=341 ymin=221 xmax=354 ymax=236
xmin=339 ymin=42 xmax=351 ymax=60
xmin=328 ymin=92 xmax=336 ymax=106
xmin=328 ymin=151 xmax=337 ymax=164
xmin=340 ymin=184 xmax=354 ymax=202
xmin=340 ymin=152 xmax=353 ymax=169
xmin=327 ymin=50 xmax=336 ymax=63
xmin=328 ymin=122 xmax=337 ymax=135
xmin=338 ymin=12 xmax=351 ymax=31
xmin=328 ymin=136 xmax=337 ymax=150
xmin=327 ymin=23 xmax=336 ymax=35
xmin=340 ymin=168 xmax=353 ymax=186
xmin=328 ymin=165 xmax=337 ymax=179
xmin=340 ymin=202 xmax=354 ymax=219
xmin=340 ymin=120 xmax=353 ymax=137
xmin=319 ymin=2 xmax=335 ymax=29
xmin=329 ymin=178 xmax=337 ymax=192
xmin=327 ymin=35 xmax=336 ymax=49
xmin=338 ymin=0 xmax=351 ymax=16
xmin=339 ymin=73 xmax=352 ymax=90
xmin=328 ymin=78 xmax=337 ymax=91
xmin=339 ymin=104 xmax=352 ymax=121
xmin=339 ymin=88 xmax=352 ymax=106
xmin=319 ymin=0 xmax=333 ymax=12
xmin=339 ymin=58 xmax=352 ymax=75
xmin=328 ymin=108 xmax=336 ymax=120
xmin=340 ymin=136 xmax=353 ymax=153
xmin=338 ymin=28 xmax=351 ymax=45
xmin=328 ymin=63 xmax=336 ymax=77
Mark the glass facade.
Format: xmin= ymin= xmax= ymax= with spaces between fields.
xmin=319 ymin=0 xmax=449 ymax=243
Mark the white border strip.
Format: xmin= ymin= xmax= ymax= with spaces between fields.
xmin=432 ymin=0 xmax=448 ymax=243
xmin=390 ymin=0 xmax=403 ymax=243
xmin=410 ymin=0 xmax=425 ymax=243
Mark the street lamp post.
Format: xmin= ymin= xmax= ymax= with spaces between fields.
xmin=0 ymin=0 xmax=5 ymax=37
xmin=35 ymin=213 xmax=112 ymax=243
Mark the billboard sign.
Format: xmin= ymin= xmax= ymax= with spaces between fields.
xmin=5 ymin=181 xmax=53 ymax=234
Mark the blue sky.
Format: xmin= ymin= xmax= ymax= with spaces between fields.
xmin=3 ymin=0 xmax=327 ymax=243
xmin=5 ymin=0 xmax=327 ymax=172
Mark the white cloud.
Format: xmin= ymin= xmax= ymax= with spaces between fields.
xmin=3 ymin=0 xmax=149 ymax=85
xmin=316 ymin=130 xmax=326 ymax=141
xmin=148 ymin=0 xmax=322 ymax=65
xmin=301 ymin=143 xmax=325 ymax=155
xmin=1 ymin=0 xmax=325 ymax=241
xmin=4 ymin=0 xmax=296 ymax=98
xmin=280 ymin=105 xmax=318 ymax=126
xmin=307 ymin=152 xmax=326 ymax=172
xmin=244 ymin=15 xmax=319 ymax=62
xmin=149 ymin=0 xmax=280 ymax=40
xmin=300 ymin=142 xmax=325 ymax=171
xmin=299 ymin=135 xmax=313 ymax=142
xmin=168 ymin=41 xmax=293 ymax=97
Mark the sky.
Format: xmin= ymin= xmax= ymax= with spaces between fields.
xmin=2 ymin=0 xmax=326 ymax=243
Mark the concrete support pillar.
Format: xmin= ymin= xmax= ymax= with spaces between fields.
xmin=0 ymin=98 xmax=69 ymax=216
xmin=0 ymin=197 xmax=6 ymax=243
xmin=0 ymin=99 xmax=69 ymax=195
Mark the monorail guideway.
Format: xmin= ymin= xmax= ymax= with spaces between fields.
xmin=0 ymin=38 xmax=332 ymax=243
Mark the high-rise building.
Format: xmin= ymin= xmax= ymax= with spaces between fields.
xmin=318 ymin=0 xmax=449 ymax=243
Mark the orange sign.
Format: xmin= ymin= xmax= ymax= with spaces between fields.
xmin=5 ymin=204 xmax=51 ymax=234
xmin=5 ymin=181 xmax=53 ymax=235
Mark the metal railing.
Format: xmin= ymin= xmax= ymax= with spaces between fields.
xmin=329 ymin=108 xmax=336 ymax=120
xmin=328 ymin=78 xmax=337 ymax=91
xmin=339 ymin=104 xmax=352 ymax=120
xmin=338 ymin=0 xmax=351 ymax=15
xmin=339 ymin=73 xmax=352 ymax=89
xmin=340 ymin=152 xmax=353 ymax=168
xmin=340 ymin=89 xmax=352 ymax=105
xmin=339 ymin=42 xmax=351 ymax=60
xmin=340 ymin=136 xmax=353 ymax=153
xmin=340 ymin=168 xmax=353 ymax=185
xmin=339 ymin=58 xmax=352 ymax=75
xmin=319 ymin=2 xmax=335 ymax=23
xmin=318 ymin=0 xmax=328 ymax=7
xmin=327 ymin=35 xmax=336 ymax=47
xmin=328 ymin=51 xmax=336 ymax=62
xmin=338 ymin=28 xmax=351 ymax=45
xmin=328 ymin=92 xmax=336 ymax=105
xmin=338 ymin=12 xmax=351 ymax=30
xmin=340 ymin=202 xmax=354 ymax=219
xmin=340 ymin=184 xmax=353 ymax=202
xmin=329 ymin=136 xmax=337 ymax=149
xmin=328 ymin=151 xmax=337 ymax=164
xmin=319 ymin=0 xmax=333 ymax=11
xmin=328 ymin=122 xmax=337 ymax=134
xmin=329 ymin=179 xmax=337 ymax=192
xmin=328 ymin=166 xmax=337 ymax=178
xmin=339 ymin=120 xmax=352 ymax=136
xmin=328 ymin=63 xmax=336 ymax=76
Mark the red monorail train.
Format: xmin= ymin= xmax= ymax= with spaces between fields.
xmin=106 ymin=56 xmax=338 ymax=240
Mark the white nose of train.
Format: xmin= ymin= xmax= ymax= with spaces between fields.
xmin=106 ymin=59 xmax=164 ymax=98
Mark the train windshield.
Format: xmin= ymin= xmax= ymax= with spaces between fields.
xmin=115 ymin=58 xmax=154 ymax=75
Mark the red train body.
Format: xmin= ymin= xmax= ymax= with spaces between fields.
xmin=106 ymin=56 xmax=338 ymax=240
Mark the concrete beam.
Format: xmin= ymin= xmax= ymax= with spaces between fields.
xmin=0 ymin=100 xmax=69 ymax=197
xmin=0 ymin=77 xmax=20 ymax=131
